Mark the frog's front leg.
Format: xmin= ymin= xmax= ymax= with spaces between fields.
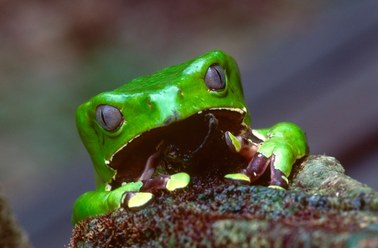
xmin=136 ymin=148 xmax=190 ymax=190
xmin=72 ymin=153 xmax=190 ymax=224
xmin=123 ymin=149 xmax=190 ymax=209
xmin=72 ymin=181 xmax=145 ymax=224
xmin=72 ymin=173 xmax=189 ymax=224
xmin=123 ymin=172 xmax=190 ymax=209
xmin=224 ymin=122 xmax=308 ymax=189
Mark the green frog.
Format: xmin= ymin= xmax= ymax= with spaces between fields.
xmin=72 ymin=50 xmax=308 ymax=224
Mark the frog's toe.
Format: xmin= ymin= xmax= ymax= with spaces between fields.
xmin=224 ymin=152 xmax=271 ymax=185
xmin=269 ymin=167 xmax=289 ymax=189
xmin=268 ymin=185 xmax=285 ymax=190
xmin=224 ymin=173 xmax=250 ymax=183
xmin=139 ymin=173 xmax=190 ymax=192
xmin=225 ymin=131 xmax=242 ymax=152
xmin=166 ymin=172 xmax=190 ymax=191
xmin=124 ymin=192 xmax=154 ymax=209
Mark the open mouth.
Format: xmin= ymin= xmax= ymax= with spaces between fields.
xmin=108 ymin=109 xmax=247 ymax=188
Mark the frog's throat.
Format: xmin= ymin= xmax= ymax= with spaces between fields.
xmin=107 ymin=108 xmax=249 ymax=187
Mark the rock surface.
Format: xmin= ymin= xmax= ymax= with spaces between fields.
xmin=69 ymin=156 xmax=378 ymax=247
xmin=0 ymin=187 xmax=30 ymax=248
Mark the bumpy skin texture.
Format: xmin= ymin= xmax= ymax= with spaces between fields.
xmin=73 ymin=50 xmax=308 ymax=224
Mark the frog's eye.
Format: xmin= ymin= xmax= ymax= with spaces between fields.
xmin=96 ymin=105 xmax=124 ymax=131
xmin=204 ymin=64 xmax=226 ymax=91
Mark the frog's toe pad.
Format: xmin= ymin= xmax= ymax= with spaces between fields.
xmin=127 ymin=192 xmax=154 ymax=209
xmin=225 ymin=131 xmax=241 ymax=152
xmin=166 ymin=172 xmax=190 ymax=191
xmin=224 ymin=173 xmax=251 ymax=183
xmin=268 ymin=185 xmax=285 ymax=190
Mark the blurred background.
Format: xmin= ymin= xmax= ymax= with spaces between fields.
xmin=0 ymin=0 xmax=377 ymax=247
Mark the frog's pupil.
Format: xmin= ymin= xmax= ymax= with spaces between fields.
xmin=100 ymin=111 xmax=108 ymax=128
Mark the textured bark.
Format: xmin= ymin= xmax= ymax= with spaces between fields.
xmin=0 ymin=187 xmax=30 ymax=248
xmin=69 ymin=156 xmax=378 ymax=247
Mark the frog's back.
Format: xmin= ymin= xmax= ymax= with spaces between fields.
xmin=116 ymin=62 xmax=188 ymax=93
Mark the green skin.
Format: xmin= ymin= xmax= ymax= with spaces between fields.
xmin=73 ymin=50 xmax=308 ymax=224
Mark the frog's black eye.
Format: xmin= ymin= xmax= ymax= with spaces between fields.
xmin=204 ymin=64 xmax=226 ymax=91
xmin=96 ymin=105 xmax=123 ymax=131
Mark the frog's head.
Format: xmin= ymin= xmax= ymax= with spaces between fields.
xmin=76 ymin=50 xmax=251 ymax=189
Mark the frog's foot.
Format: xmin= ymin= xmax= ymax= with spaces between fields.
xmin=224 ymin=131 xmax=257 ymax=160
xmin=224 ymin=152 xmax=270 ymax=184
xmin=124 ymin=192 xmax=154 ymax=209
xmin=225 ymin=153 xmax=289 ymax=189
xmin=224 ymin=131 xmax=290 ymax=189
xmin=123 ymin=172 xmax=190 ymax=210
xmin=267 ymin=158 xmax=290 ymax=189
xmin=141 ymin=172 xmax=190 ymax=192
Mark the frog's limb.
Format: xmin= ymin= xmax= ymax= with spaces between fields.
xmin=122 ymin=148 xmax=190 ymax=209
xmin=224 ymin=131 xmax=267 ymax=183
xmin=139 ymin=172 xmax=190 ymax=192
xmin=72 ymin=181 xmax=144 ymax=224
xmin=224 ymin=122 xmax=307 ymax=189
xmin=258 ymin=141 xmax=294 ymax=189
xmin=224 ymin=131 xmax=257 ymax=161
xmin=136 ymin=148 xmax=191 ymax=193
xmin=123 ymin=172 xmax=190 ymax=210
xmin=72 ymin=172 xmax=190 ymax=224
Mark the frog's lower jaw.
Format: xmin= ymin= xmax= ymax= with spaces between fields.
xmin=107 ymin=109 xmax=248 ymax=190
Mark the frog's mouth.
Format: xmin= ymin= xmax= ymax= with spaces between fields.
xmin=108 ymin=109 xmax=248 ymax=188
